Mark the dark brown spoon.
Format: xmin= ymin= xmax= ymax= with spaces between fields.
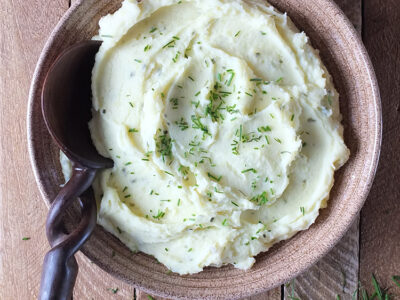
xmin=40 ymin=41 xmax=113 ymax=300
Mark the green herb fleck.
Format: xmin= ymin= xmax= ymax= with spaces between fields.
xmin=242 ymin=168 xmax=257 ymax=174
xmin=258 ymin=126 xmax=271 ymax=133
xmin=22 ymin=237 xmax=30 ymax=241
xmin=175 ymin=118 xmax=189 ymax=131
xmin=207 ymin=172 xmax=222 ymax=182
xmin=153 ymin=210 xmax=166 ymax=220
xmin=155 ymin=130 xmax=172 ymax=162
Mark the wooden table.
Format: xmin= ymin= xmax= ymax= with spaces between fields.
xmin=0 ymin=0 xmax=399 ymax=299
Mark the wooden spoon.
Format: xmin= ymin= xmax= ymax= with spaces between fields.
xmin=40 ymin=41 xmax=113 ymax=300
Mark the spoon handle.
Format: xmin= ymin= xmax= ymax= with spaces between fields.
xmin=39 ymin=165 xmax=97 ymax=300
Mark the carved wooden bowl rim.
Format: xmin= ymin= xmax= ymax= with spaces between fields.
xmin=27 ymin=0 xmax=381 ymax=299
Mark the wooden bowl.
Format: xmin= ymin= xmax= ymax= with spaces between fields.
xmin=28 ymin=0 xmax=381 ymax=299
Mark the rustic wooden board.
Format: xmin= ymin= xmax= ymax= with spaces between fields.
xmin=0 ymin=1 xmax=68 ymax=299
xmin=360 ymin=0 xmax=400 ymax=297
xmin=0 ymin=0 xmax=397 ymax=299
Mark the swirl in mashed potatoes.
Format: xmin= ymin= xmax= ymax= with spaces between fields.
xmin=63 ymin=0 xmax=350 ymax=274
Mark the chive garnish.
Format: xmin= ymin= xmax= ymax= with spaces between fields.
xmin=258 ymin=126 xmax=271 ymax=132
xmin=164 ymin=171 xmax=174 ymax=177
xmin=207 ymin=173 xmax=221 ymax=182
xmin=300 ymin=207 xmax=305 ymax=215
xmin=242 ymin=168 xmax=257 ymax=174
xmin=234 ymin=31 xmax=241 ymax=37
xmin=153 ymin=210 xmax=165 ymax=220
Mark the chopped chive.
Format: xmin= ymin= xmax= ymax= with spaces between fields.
xmin=250 ymin=78 xmax=262 ymax=82
xmin=222 ymin=218 xmax=228 ymax=226
xmin=291 ymin=114 xmax=295 ymax=121
xmin=227 ymin=70 xmax=235 ymax=86
xmin=22 ymin=237 xmax=30 ymax=241
xmin=242 ymin=168 xmax=257 ymax=174
xmin=231 ymin=201 xmax=239 ymax=207
xmin=116 ymin=226 xmax=123 ymax=234
xmin=134 ymin=59 xmax=142 ymax=63
xmin=162 ymin=40 xmax=175 ymax=48
xmin=144 ymin=44 xmax=152 ymax=52
xmin=124 ymin=194 xmax=131 ymax=198
xmin=195 ymin=91 xmax=201 ymax=96
xmin=274 ymin=138 xmax=282 ymax=144
xmin=149 ymin=27 xmax=157 ymax=33
xmin=188 ymin=76 xmax=195 ymax=81
xmin=177 ymin=199 xmax=181 ymax=206
xmin=258 ymin=126 xmax=271 ymax=133
xmin=122 ymin=186 xmax=128 ymax=192
xmin=207 ymin=172 xmax=221 ymax=182
xmin=188 ymin=248 xmax=193 ymax=252
xmin=164 ymin=170 xmax=174 ymax=177
xmin=129 ymin=128 xmax=139 ymax=133
xmin=153 ymin=210 xmax=165 ymax=220
xmin=234 ymin=31 xmax=241 ymax=37
xmin=300 ymin=207 xmax=305 ymax=215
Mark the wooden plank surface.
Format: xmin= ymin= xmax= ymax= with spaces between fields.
xmin=0 ymin=0 xmax=68 ymax=299
xmin=360 ymin=0 xmax=400 ymax=297
xmin=0 ymin=0 xmax=398 ymax=299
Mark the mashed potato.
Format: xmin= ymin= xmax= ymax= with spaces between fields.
xmin=74 ymin=0 xmax=349 ymax=274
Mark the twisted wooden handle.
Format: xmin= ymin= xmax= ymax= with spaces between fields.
xmin=39 ymin=165 xmax=97 ymax=300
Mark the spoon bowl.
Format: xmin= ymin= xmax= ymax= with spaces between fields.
xmin=42 ymin=40 xmax=113 ymax=169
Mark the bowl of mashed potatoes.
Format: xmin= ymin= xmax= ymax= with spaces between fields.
xmin=28 ymin=0 xmax=381 ymax=299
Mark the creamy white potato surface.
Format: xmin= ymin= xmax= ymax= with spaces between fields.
xmin=85 ymin=0 xmax=349 ymax=274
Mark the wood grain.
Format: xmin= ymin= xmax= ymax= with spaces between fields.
xmin=360 ymin=0 xmax=400 ymax=297
xmin=0 ymin=0 xmax=68 ymax=299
